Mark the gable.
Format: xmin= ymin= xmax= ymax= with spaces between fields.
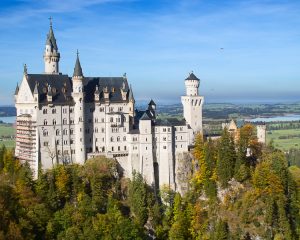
xmin=16 ymin=75 xmax=35 ymax=103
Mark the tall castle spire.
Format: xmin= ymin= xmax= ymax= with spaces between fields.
xmin=73 ymin=50 xmax=83 ymax=77
xmin=44 ymin=17 xmax=60 ymax=74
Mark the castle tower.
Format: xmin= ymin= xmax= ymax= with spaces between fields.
xmin=71 ymin=51 xmax=86 ymax=164
xmin=43 ymin=18 xmax=60 ymax=74
xmin=181 ymin=72 xmax=204 ymax=137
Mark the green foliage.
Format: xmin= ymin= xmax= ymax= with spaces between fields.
xmin=128 ymin=171 xmax=148 ymax=226
xmin=0 ymin=128 xmax=300 ymax=239
xmin=217 ymin=129 xmax=236 ymax=188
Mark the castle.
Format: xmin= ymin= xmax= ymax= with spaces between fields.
xmin=14 ymin=21 xmax=204 ymax=193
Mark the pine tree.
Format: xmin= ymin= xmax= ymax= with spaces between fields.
xmin=217 ymin=129 xmax=236 ymax=188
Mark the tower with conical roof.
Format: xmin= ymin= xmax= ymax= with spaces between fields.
xmin=43 ymin=17 xmax=60 ymax=74
xmin=71 ymin=51 xmax=86 ymax=164
xmin=181 ymin=71 xmax=204 ymax=140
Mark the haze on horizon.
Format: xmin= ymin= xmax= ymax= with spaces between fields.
xmin=0 ymin=0 xmax=300 ymax=105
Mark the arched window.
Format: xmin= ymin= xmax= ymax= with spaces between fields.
xmin=63 ymin=118 xmax=67 ymax=124
xmin=63 ymin=129 xmax=68 ymax=135
xmin=111 ymin=137 xmax=114 ymax=142
xmin=44 ymin=119 xmax=47 ymax=125
xmin=95 ymin=128 xmax=98 ymax=133
xmin=56 ymin=129 xmax=60 ymax=136
xmin=52 ymin=108 xmax=56 ymax=114
xmin=53 ymin=119 xmax=56 ymax=125
xmin=123 ymin=136 xmax=126 ymax=141
xmin=117 ymin=136 xmax=120 ymax=142
xmin=43 ymin=130 xmax=48 ymax=136
xmin=43 ymin=109 xmax=47 ymax=114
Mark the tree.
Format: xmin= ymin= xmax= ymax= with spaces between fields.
xmin=217 ymin=129 xmax=236 ymax=188
xmin=128 ymin=171 xmax=148 ymax=226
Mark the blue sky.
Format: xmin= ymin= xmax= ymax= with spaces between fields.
xmin=0 ymin=0 xmax=300 ymax=105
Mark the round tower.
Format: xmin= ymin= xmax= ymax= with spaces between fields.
xmin=43 ymin=18 xmax=60 ymax=74
xmin=71 ymin=51 xmax=86 ymax=164
xmin=181 ymin=71 xmax=204 ymax=139
xmin=184 ymin=71 xmax=199 ymax=96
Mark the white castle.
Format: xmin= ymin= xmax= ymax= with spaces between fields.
xmin=14 ymin=22 xmax=204 ymax=193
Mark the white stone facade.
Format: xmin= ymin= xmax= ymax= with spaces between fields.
xmin=14 ymin=22 xmax=204 ymax=193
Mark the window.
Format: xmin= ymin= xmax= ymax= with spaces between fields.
xmin=124 ymin=146 xmax=127 ymax=150
xmin=163 ymin=146 xmax=166 ymax=149
xmin=79 ymin=117 xmax=83 ymax=122
xmin=53 ymin=119 xmax=56 ymax=125
xmin=168 ymin=128 xmax=171 ymax=132
xmin=70 ymin=139 xmax=74 ymax=144
xmin=101 ymin=128 xmax=105 ymax=133
xmin=71 ymin=149 xmax=75 ymax=154
xmin=52 ymin=109 xmax=56 ymax=114
xmin=111 ymin=137 xmax=114 ymax=142
xmin=43 ymin=130 xmax=48 ymax=136
xmin=63 ymin=129 xmax=68 ymax=135
xmin=63 ymin=140 xmax=68 ymax=145
xmin=99 ymin=107 xmax=104 ymax=112
xmin=163 ymin=128 xmax=166 ymax=132
xmin=43 ymin=142 xmax=48 ymax=146
xmin=63 ymin=118 xmax=67 ymax=124
xmin=56 ymin=140 xmax=59 ymax=145
xmin=95 ymin=118 xmax=98 ymax=123
xmin=110 ymin=117 xmax=113 ymax=122
xmin=44 ymin=119 xmax=48 ymax=125
xmin=117 ymin=136 xmax=120 ymax=142
xmin=70 ymin=129 xmax=74 ymax=135
xmin=63 ymin=108 xmax=67 ymax=114
xmin=123 ymin=136 xmax=126 ymax=141
xmin=101 ymin=118 xmax=105 ymax=123
xmin=112 ymin=146 xmax=114 ymax=151
xmin=70 ymin=119 xmax=74 ymax=124
xmin=56 ymin=129 xmax=60 ymax=136
xmin=163 ymin=137 xmax=166 ymax=141
xmin=70 ymin=108 xmax=74 ymax=113
xmin=118 ymin=146 xmax=120 ymax=151
xmin=95 ymin=128 xmax=98 ymax=133
xmin=43 ymin=109 xmax=47 ymax=114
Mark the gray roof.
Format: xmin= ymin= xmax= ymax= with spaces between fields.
xmin=155 ymin=118 xmax=186 ymax=126
xmin=46 ymin=25 xmax=58 ymax=50
xmin=15 ymin=83 xmax=19 ymax=95
xmin=185 ymin=72 xmax=199 ymax=81
xmin=128 ymin=85 xmax=134 ymax=102
xmin=73 ymin=54 xmax=83 ymax=77
xmin=84 ymin=77 xmax=130 ymax=103
xmin=140 ymin=112 xmax=151 ymax=120
xmin=24 ymin=73 xmax=133 ymax=104
xmin=148 ymin=99 xmax=156 ymax=106
xmin=26 ymin=74 xmax=73 ymax=104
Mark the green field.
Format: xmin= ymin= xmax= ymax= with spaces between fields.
xmin=267 ymin=128 xmax=300 ymax=151
xmin=0 ymin=124 xmax=15 ymax=149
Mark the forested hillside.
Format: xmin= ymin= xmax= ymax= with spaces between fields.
xmin=0 ymin=124 xmax=299 ymax=239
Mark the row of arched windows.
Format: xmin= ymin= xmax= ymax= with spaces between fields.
xmin=110 ymin=136 xmax=126 ymax=142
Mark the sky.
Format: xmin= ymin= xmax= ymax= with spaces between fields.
xmin=0 ymin=0 xmax=300 ymax=105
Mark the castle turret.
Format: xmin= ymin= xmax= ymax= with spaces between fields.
xmin=181 ymin=71 xmax=204 ymax=139
xmin=43 ymin=18 xmax=60 ymax=74
xmin=71 ymin=51 xmax=86 ymax=164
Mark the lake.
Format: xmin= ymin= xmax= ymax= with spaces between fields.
xmin=0 ymin=116 xmax=16 ymax=124
xmin=247 ymin=115 xmax=300 ymax=122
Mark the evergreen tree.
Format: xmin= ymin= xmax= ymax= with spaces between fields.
xmin=217 ymin=129 xmax=236 ymax=188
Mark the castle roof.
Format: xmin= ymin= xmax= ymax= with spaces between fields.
xmin=25 ymin=74 xmax=132 ymax=104
xmin=26 ymin=74 xmax=73 ymax=104
xmin=73 ymin=52 xmax=83 ymax=77
xmin=46 ymin=24 xmax=58 ymax=50
xmin=185 ymin=72 xmax=200 ymax=81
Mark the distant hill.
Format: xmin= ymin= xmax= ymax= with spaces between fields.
xmin=0 ymin=106 xmax=16 ymax=117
